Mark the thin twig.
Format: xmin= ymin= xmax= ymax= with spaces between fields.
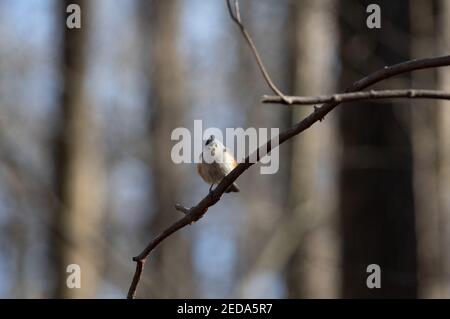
xmin=226 ymin=0 xmax=292 ymax=104
xmin=262 ymin=89 xmax=450 ymax=105
xmin=127 ymin=54 xmax=450 ymax=299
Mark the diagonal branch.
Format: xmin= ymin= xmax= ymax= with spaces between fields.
xmin=262 ymin=89 xmax=450 ymax=105
xmin=226 ymin=0 xmax=292 ymax=104
xmin=127 ymin=54 xmax=450 ymax=299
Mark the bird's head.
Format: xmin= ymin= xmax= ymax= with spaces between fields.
xmin=205 ymin=135 xmax=215 ymax=147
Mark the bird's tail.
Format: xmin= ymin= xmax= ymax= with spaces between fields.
xmin=225 ymin=182 xmax=240 ymax=193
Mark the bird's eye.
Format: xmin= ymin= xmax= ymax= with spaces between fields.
xmin=205 ymin=135 xmax=215 ymax=146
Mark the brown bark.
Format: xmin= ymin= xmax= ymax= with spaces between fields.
xmin=52 ymin=0 xmax=105 ymax=298
xmin=409 ymin=0 xmax=443 ymax=298
xmin=286 ymin=0 xmax=339 ymax=298
xmin=137 ymin=0 xmax=194 ymax=298
xmin=338 ymin=0 xmax=417 ymax=298
xmin=437 ymin=0 xmax=450 ymax=298
xmin=233 ymin=0 xmax=293 ymax=298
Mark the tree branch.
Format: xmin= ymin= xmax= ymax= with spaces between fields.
xmin=127 ymin=2 xmax=450 ymax=297
xmin=127 ymin=54 xmax=450 ymax=298
xmin=226 ymin=0 xmax=292 ymax=104
xmin=262 ymin=89 xmax=450 ymax=105
xmin=126 ymin=1 xmax=450 ymax=299
xmin=126 ymin=5 xmax=450 ymax=298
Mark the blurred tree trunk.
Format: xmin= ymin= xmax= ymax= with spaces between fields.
xmin=286 ymin=0 xmax=339 ymax=298
xmin=338 ymin=0 xmax=417 ymax=297
xmin=10 ymin=213 xmax=27 ymax=297
xmin=437 ymin=0 xmax=450 ymax=297
xmin=233 ymin=0 xmax=294 ymax=298
xmin=138 ymin=0 xmax=194 ymax=298
xmin=52 ymin=0 xmax=106 ymax=298
xmin=409 ymin=0 xmax=442 ymax=298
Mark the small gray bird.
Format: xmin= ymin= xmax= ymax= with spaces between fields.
xmin=197 ymin=135 xmax=240 ymax=193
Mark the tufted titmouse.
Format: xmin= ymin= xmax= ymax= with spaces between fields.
xmin=197 ymin=135 xmax=240 ymax=193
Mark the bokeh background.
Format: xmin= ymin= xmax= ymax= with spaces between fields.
xmin=0 ymin=0 xmax=449 ymax=298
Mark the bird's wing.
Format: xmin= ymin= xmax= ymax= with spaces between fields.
xmin=221 ymin=149 xmax=238 ymax=173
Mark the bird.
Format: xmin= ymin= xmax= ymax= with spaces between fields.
xmin=197 ymin=135 xmax=240 ymax=194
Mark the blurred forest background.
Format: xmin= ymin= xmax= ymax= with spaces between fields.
xmin=0 ymin=0 xmax=449 ymax=298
